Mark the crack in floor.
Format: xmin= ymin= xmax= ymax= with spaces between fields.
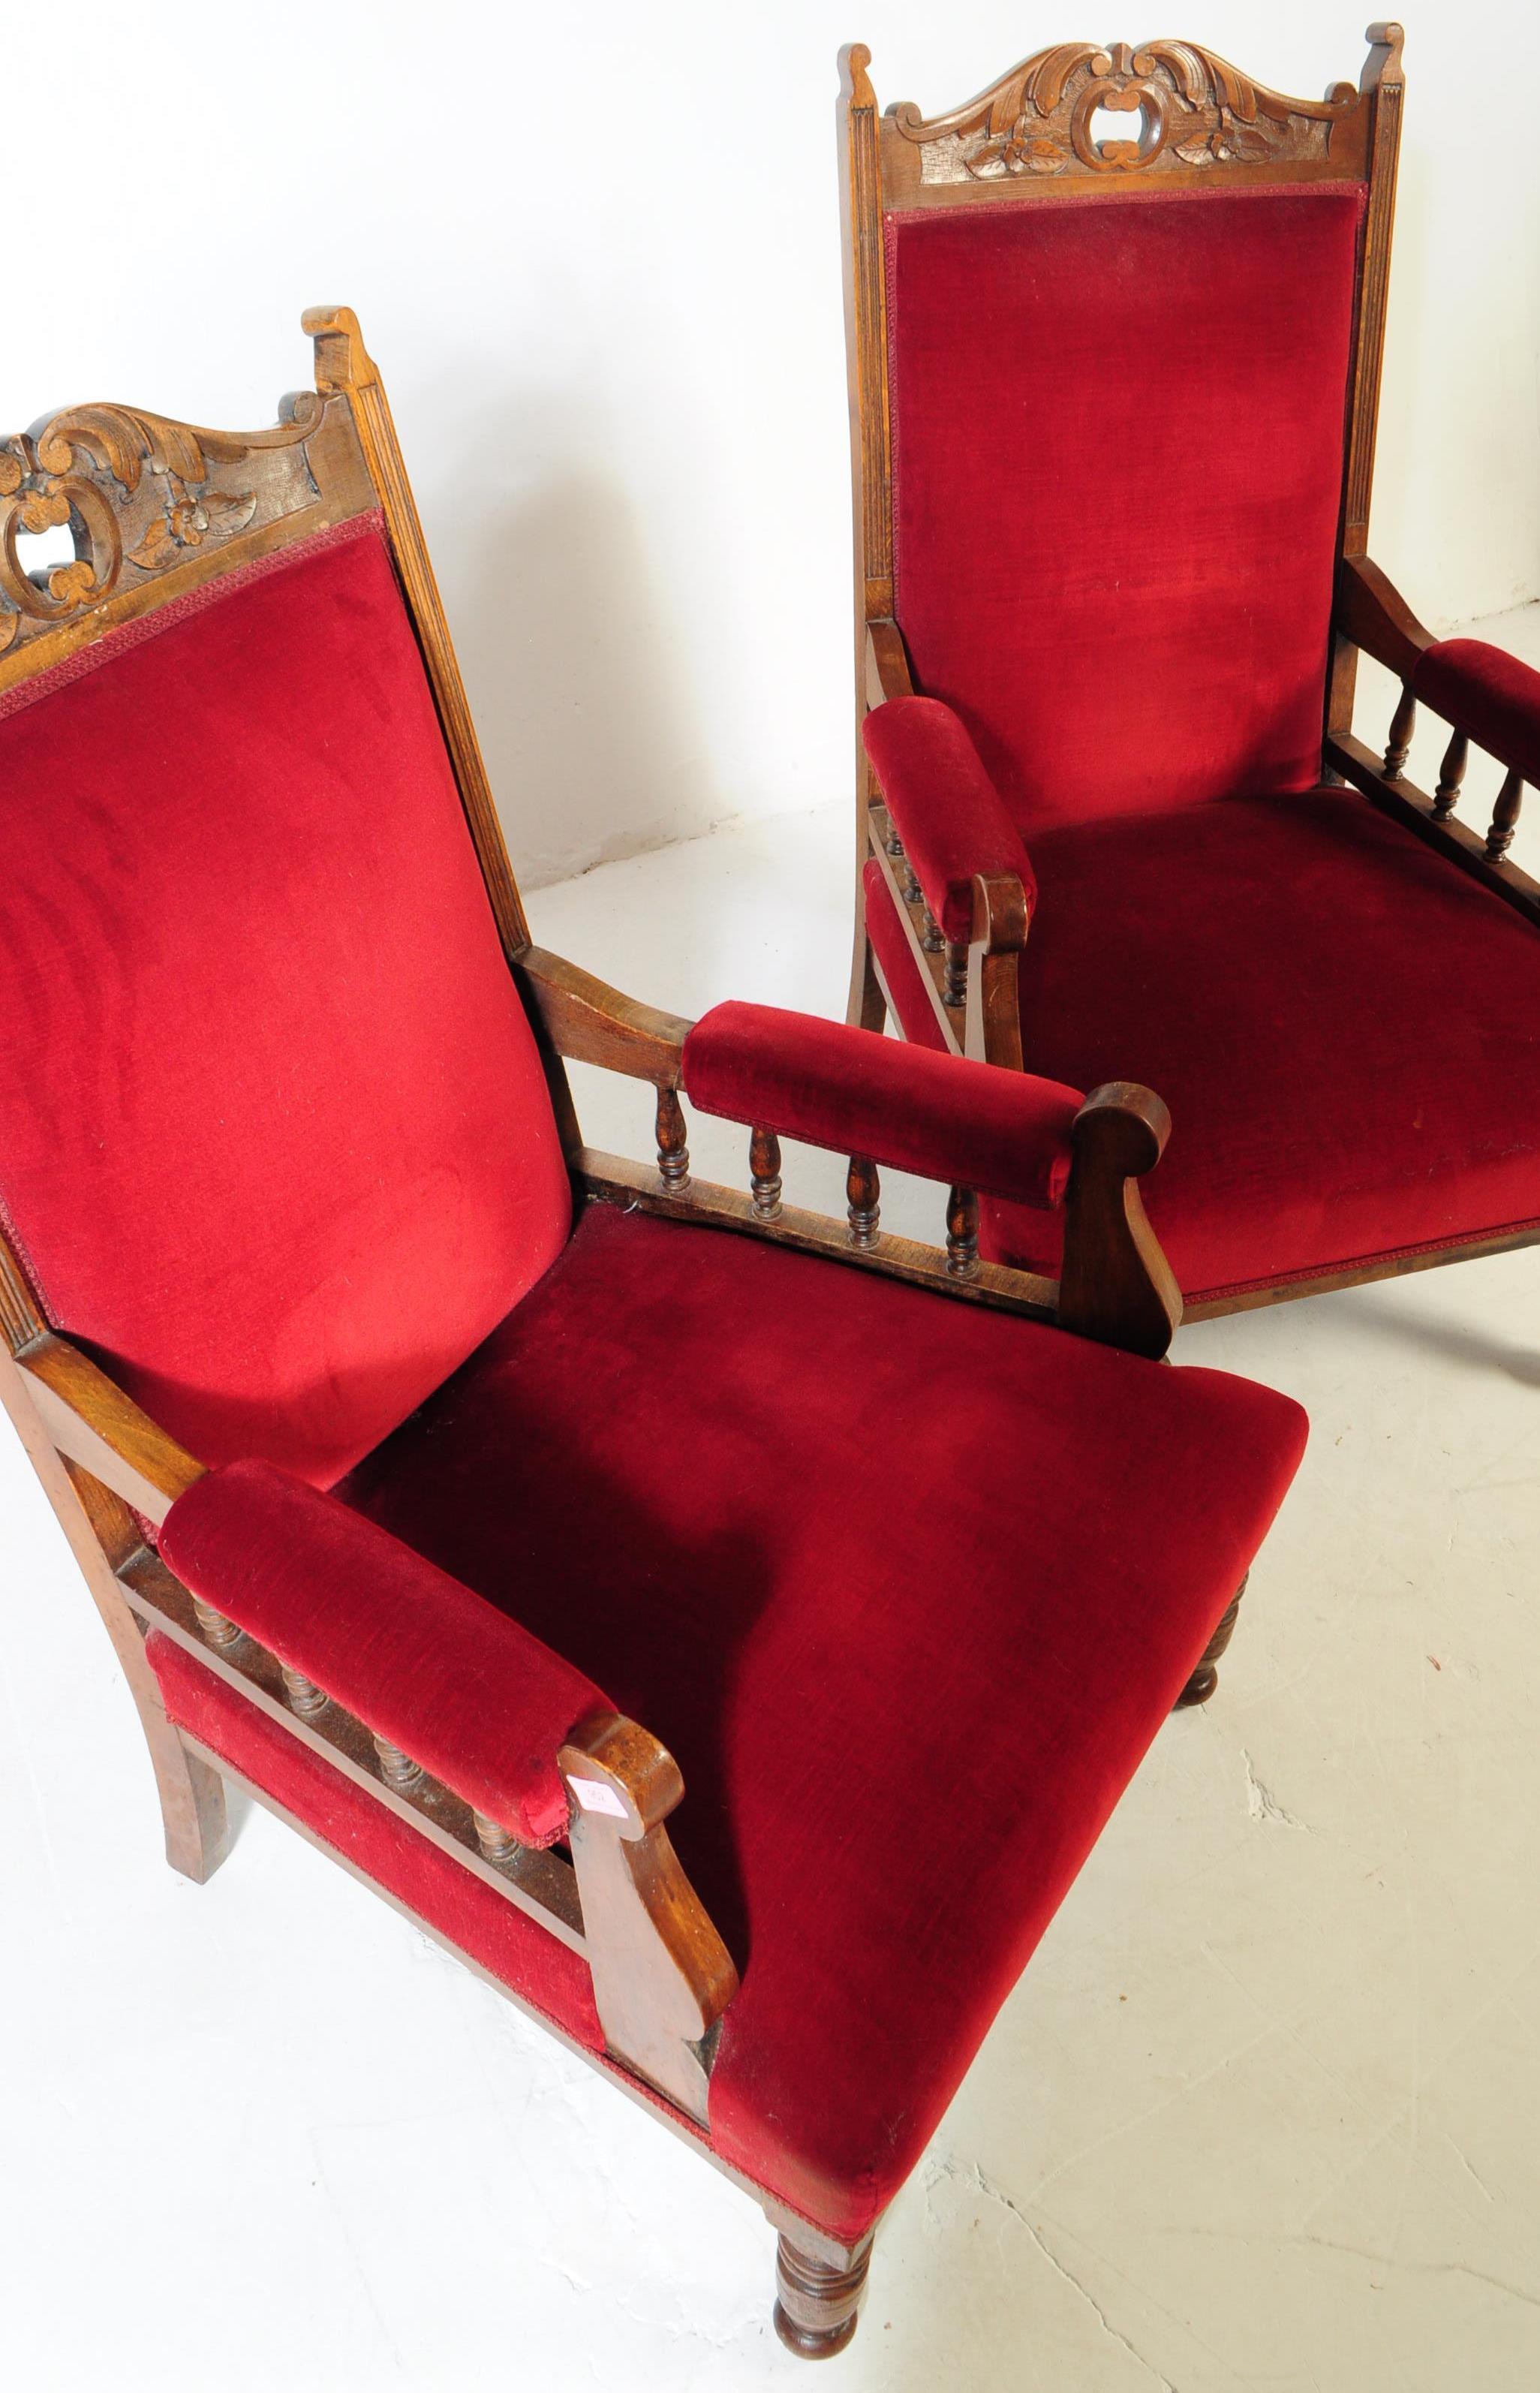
xmin=1447 ymin=2137 xmax=1497 ymax=2205
xmin=1241 ymin=1747 xmax=1310 ymax=1831
xmin=925 ymin=2156 xmax=1177 ymax=2389
xmin=1300 ymin=2232 xmax=1540 ymax=2310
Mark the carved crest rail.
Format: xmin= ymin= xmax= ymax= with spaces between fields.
xmin=891 ymin=39 xmax=1360 ymax=185
xmin=0 ymin=400 xmax=330 ymax=663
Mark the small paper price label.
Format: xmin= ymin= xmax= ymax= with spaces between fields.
xmin=570 ymin=1775 xmax=629 ymax=1820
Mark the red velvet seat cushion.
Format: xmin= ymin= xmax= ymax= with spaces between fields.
xmin=324 ymin=1202 xmax=1306 ymax=2238
xmin=0 ymin=519 xmax=570 ymax=1487
xmin=885 ymin=187 xmax=1363 ymax=827
xmin=958 ymin=789 xmax=1540 ymax=1301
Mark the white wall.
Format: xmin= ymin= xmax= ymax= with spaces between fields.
xmin=8 ymin=2 xmax=1537 ymax=886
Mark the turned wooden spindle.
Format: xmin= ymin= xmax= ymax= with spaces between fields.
xmin=846 ymin=1155 xmax=880 ymax=1248
xmin=773 ymin=2234 xmax=873 ymax=2360
xmin=1486 ymin=767 xmax=1524 ymax=860
xmin=372 ymin=1734 xmax=423 ymax=1791
xmin=749 ymin=1124 xmax=783 ymax=1220
xmin=471 ymin=1809 xmax=521 ymax=1864
xmin=885 ymin=822 xmax=905 ymax=859
xmin=919 ymin=902 xmax=943 ymax=954
xmin=654 ymin=1085 xmax=690 ymax=1187
xmin=943 ymin=941 xmax=968 ymax=1010
xmin=946 ymin=1184 xmax=980 ymax=1278
xmin=191 ymin=1596 xmax=242 ymax=1651
xmin=1382 ymin=681 xmax=1416 ymax=778
xmin=901 ymin=857 xmax=922 ymax=906
xmin=280 ymin=1664 xmax=329 ymax=1718
xmin=1431 ymin=726 xmax=1468 ymax=820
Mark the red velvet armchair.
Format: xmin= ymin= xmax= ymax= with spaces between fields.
xmin=844 ymin=26 xmax=1540 ymax=1319
xmin=0 ymin=311 xmax=1307 ymax=2358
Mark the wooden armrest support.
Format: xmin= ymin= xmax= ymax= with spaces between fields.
xmin=679 ymin=1009 xmax=1178 ymax=1354
xmin=970 ymin=872 xmax=1029 ymax=953
xmin=865 ymin=616 xmax=916 ymax=707
xmin=560 ymin=1711 xmax=740 ymax=2119
xmin=1057 ymin=1085 xmax=1183 ymax=1360
xmin=15 ymin=1334 xmax=204 ymax=1526
xmin=1334 ymin=555 xmax=1434 ymax=681
xmin=862 ymin=691 xmax=1035 ymax=948
xmin=160 ymin=1454 xmax=738 ymax=2122
xmin=5 ymin=1326 xmax=738 ymax=2120
xmin=681 ymin=1000 xmax=1078 ymax=1212
xmin=517 ymin=944 xmax=693 ymax=1086
xmin=1336 ymin=558 xmax=1540 ymax=851
xmin=859 ymin=676 xmax=1033 ymax=1067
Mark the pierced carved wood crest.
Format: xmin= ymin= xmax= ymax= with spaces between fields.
xmin=0 ymin=398 xmax=323 ymax=658
xmin=893 ymin=40 xmax=1358 ymax=184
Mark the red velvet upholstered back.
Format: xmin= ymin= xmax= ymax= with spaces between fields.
xmin=885 ymin=185 xmax=1364 ymax=827
xmin=0 ymin=518 xmax=570 ymax=1486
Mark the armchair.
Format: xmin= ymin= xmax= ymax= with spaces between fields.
xmin=0 ymin=310 xmax=1306 ymax=2358
xmin=844 ymin=26 xmax=1540 ymax=1319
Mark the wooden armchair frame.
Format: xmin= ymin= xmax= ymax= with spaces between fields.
xmin=0 ymin=309 xmax=1214 ymax=2354
xmin=836 ymin=24 xmax=1540 ymax=1321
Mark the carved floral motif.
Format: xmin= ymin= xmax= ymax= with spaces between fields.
xmin=127 ymin=477 xmax=259 ymax=570
xmin=0 ymin=395 xmax=321 ymax=659
xmin=894 ymin=40 xmax=1358 ymax=184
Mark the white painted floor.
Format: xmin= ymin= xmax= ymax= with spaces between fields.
xmin=6 ymin=621 xmax=1540 ymax=2389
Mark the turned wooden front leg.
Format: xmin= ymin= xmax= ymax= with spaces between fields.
xmin=773 ymin=2231 xmax=874 ymax=2360
xmin=1175 ymin=1572 xmax=1249 ymax=1710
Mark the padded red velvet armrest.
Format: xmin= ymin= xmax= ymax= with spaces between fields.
xmin=159 ymin=1459 xmax=609 ymax=1847
xmin=1412 ymin=640 xmax=1540 ymax=787
xmin=682 ymin=1002 xmax=1081 ymax=1209
xmin=862 ymin=696 xmax=1036 ymax=942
